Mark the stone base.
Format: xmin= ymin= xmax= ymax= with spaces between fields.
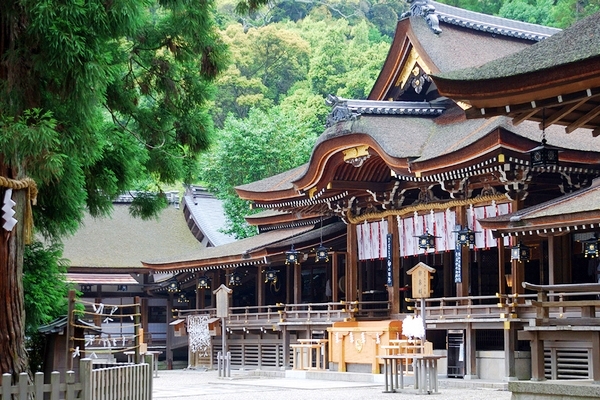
xmin=509 ymin=380 xmax=600 ymax=400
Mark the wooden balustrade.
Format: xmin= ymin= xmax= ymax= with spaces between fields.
xmin=0 ymin=358 xmax=151 ymax=400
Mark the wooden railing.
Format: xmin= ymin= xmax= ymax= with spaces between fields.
xmin=178 ymin=300 xmax=390 ymax=328
xmin=417 ymin=294 xmax=522 ymax=320
xmin=0 ymin=358 xmax=151 ymax=400
xmin=522 ymin=282 xmax=600 ymax=322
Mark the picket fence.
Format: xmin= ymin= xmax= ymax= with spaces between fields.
xmin=0 ymin=358 xmax=152 ymax=400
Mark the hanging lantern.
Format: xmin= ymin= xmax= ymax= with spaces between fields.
xmin=417 ymin=231 xmax=437 ymax=251
xmin=166 ymin=280 xmax=180 ymax=293
xmin=229 ymin=271 xmax=242 ymax=286
xmin=583 ymin=237 xmax=599 ymax=258
xmin=178 ymin=293 xmax=189 ymax=303
xmin=529 ymin=108 xmax=559 ymax=168
xmin=457 ymin=227 xmax=476 ymax=247
xmin=197 ymin=276 xmax=210 ymax=290
xmin=315 ymin=245 xmax=329 ymax=262
xmin=529 ymin=139 xmax=559 ymax=168
xmin=510 ymin=242 xmax=530 ymax=262
xmin=264 ymin=268 xmax=279 ymax=283
xmin=285 ymin=245 xmax=301 ymax=265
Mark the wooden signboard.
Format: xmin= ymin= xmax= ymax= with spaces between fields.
xmin=407 ymin=262 xmax=436 ymax=299
xmin=213 ymin=284 xmax=232 ymax=318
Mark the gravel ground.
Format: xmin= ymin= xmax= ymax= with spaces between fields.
xmin=153 ymin=369 xmax=512 ymax=400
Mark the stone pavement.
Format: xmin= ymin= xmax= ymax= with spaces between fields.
xmin=152 ymin=368 xmax=511 ymax=400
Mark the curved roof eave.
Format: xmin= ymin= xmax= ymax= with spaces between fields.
xmin=142 ymin=225 xmax=314 ymax=272
xmin=235 ymin=164 xmax=308 ymax=201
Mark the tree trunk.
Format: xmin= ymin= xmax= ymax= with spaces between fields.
xmin=0 ymin=164 xmax=29 ymax=378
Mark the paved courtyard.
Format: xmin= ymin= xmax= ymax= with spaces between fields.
xmin=152 ymin=369 xmax=512 ymax=400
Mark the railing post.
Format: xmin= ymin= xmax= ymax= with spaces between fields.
xmin=66 ymin=370 xmax=76 ymax=400
xmin=80 ymin=358 xmax=92 ymax=400
xmin=18 ymin=373 xmax=27 ymax=400
xmin=2 ymin=374 xmax=11 ymax=399
xmin=226 ymin=351 xmax=231 ymax=378
xmin=35 ymin=372 xmax=44 ymax=399
xmin=144 ymin=353 xmax=154 ymax=399
xmin=217 ymin=351 xmax=222 ymax=377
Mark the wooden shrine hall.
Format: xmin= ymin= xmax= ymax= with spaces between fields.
xmin=143 ymin=2 xmax=600 ymax=384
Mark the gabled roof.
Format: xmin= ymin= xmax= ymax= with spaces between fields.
xmin=183 ymin=187 xmax=236 ymax=247
xmin=62 ymin=204 xmax=201 ymax=272
xmin=479 ymin=178 xmax=600 ymax=236
xmin=431 ymin=12 xmax=600 ymax=133
xmin=369 ymin=2 xmax=558 ymax=101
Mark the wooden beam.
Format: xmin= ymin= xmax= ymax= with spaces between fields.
xmin=545 ymin=97 xmax=590 ymax=126
xmin=511 ymin=109 xmax=537 ymax=126
xmin=566 ymin=103 xmax=600 ymax=133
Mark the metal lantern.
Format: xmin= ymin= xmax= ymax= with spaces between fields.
xmin=583 ymin=237 xmax=599 ymax=258
xmin=510 ymin=242 xmax=530 ymax=262
xmin=285 ymin=245 xmax=301 ymax=265
xmin=529 ymin=139 xmax=559 ymax=168
xmin=457 ymin=227 xmax=476 ymax=247
xmin=418 ymin=232 xmax=436 ymax=250
xmin=197 ymin=276 xmax=210 ymax=289
xmin=166 ymin=280 xmax=180 ymax=293
xmin=229 ymin=271 xmax=242 ymax=286
xmin=315 ymin=245 xmax=329 ymax=262
xmin=264 ymin=268 xmax=278 ymax=283
xmin=529 ymin=110 xmax=559 ymax=168
xmin=178 ymin=293 xmax=189 ymax=303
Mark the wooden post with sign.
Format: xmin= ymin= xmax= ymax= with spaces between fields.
xmin=214 ymin=284 xmax=232 ymax=377
xmin=407 ymin=262 xmax=436 ymax=333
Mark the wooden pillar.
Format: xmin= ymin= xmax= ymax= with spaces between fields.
xmin=286 ymin=263 xmax=292 ymax=304
xmin=195 ymin=276 xmax=202 ymax=309
xmin=282 ymin=326 xmax=290 ymax=369
xmin=331 ymin=253 xmax=339 ymax=303
xmin=464 ymin=323 xmax=477 ymax=379
xmin=387 ymin=216 xmax=400 ymax=315
xmin=498 ymin=238 xmax=506 ymax=295
xmin=346 ymin=223 xmax=358 ymax=302
xmin=443 ymin=252 xmax=453 ymax=297
xmin=455 ymin=206 xmax=470 ymax=298
xmin=529 ymin=331 xmax=545 ymax=381
xmin=293 ymin=262 xmax=301 ymax=304
xmin=141 ymin=297 xmax=149 ymax=343
xmin=547 ymin=235 xmax=555 ymax=286
xmin=166 ymin=294 xmax=174 ymax=370
xmin=503 ymin=322 xmax=517 ymax=380
xmin=591 ymin=331 xmax=600 ymax=383
xmin=257 ymin=266 xmax=264 ymax=308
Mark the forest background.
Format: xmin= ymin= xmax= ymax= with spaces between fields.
xmin=201 ymin=0 xmax=600 ymax=239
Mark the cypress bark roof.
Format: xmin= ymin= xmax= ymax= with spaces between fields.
xmin=435 ymin=13 xmax=598 ymax=82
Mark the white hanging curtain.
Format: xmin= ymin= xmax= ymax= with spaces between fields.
xmin=469 ymin=202 xmax=513 ymax=249
xmin=356 ymin=220 xmax=389 ymax=260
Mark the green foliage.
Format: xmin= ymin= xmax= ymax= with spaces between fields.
xmin=498 ymin=0 xmax=554 ymax=25
xmin=213 ymin=23 xmax=310 ymax=126
xmin=1 ymin=0 xmax=227 ymax=238
xmin=436 ymin=0 xmax=599 ymax=27
xmin=199 ymin=107 xmax=315 ymax=238
xmin=23 ymin=242 xmax=71 ymax=335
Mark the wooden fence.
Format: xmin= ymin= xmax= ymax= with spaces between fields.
xmin=0 ymin=358 xmax=152 ymax=400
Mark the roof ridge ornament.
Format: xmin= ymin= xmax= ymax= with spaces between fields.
xmin=325 ymin=95 xmax=361 ymax=127
xmin=401 ymin=0 xmax=442 ymax=34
